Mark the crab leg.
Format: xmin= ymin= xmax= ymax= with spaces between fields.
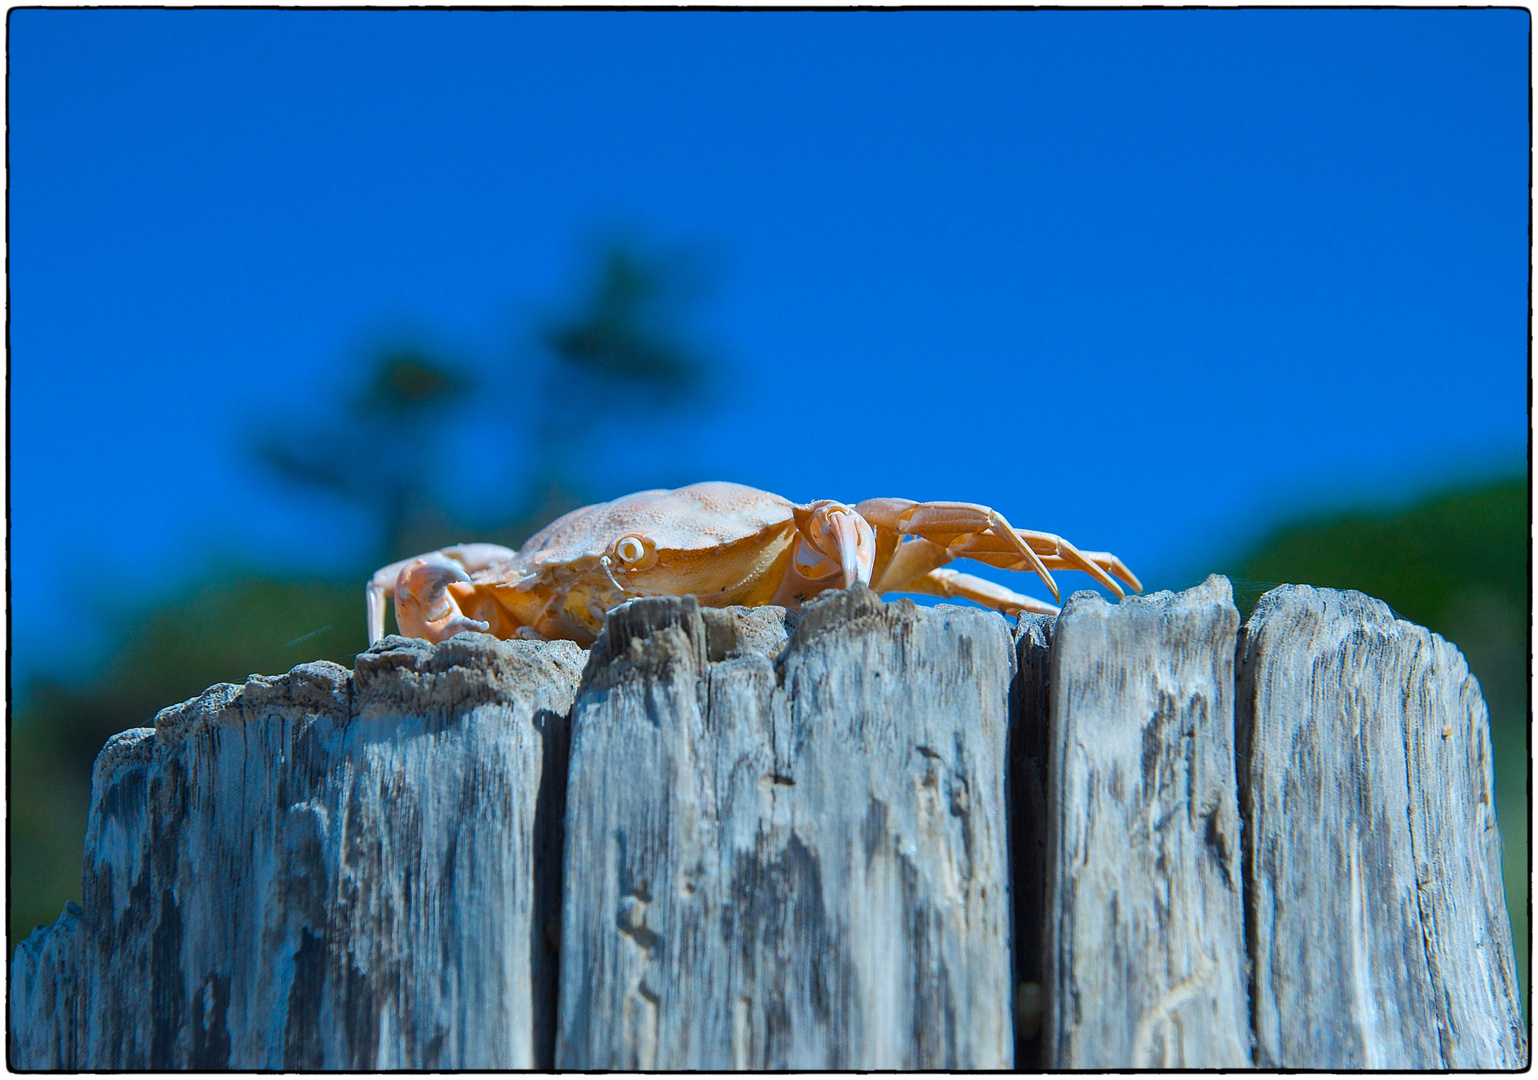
xmin=902 ymin=567 xmax=1061 ymax=617
xmin=858 ymin=499 xmax=1064 ymax=599
xmin=870 ymin=535 xmax=953 ymax=595
xmin=934 ymin=531 xmax=1141 ymax=596
xmin=1061 ymin=550 xmax=1142 ymax=594
xmin=955 ymin=543 xmax=1142 ymax=592
xmin=873 ymin=533 xmax=1140 ymax=601
xmin=858 ymin=498 xmax=1142 ymax=601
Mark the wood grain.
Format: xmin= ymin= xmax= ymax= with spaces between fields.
xmin=13 ymin=578 xmax=1524 ymax=1070
xmin=1042 ymin=574 xmax=1252 ymax=1068
xmin=1237 ymin=584 xmax=1527 ymax=1068
xmin=555 ymin=588 xmax=1016 ymax=1069
xmin=9 ymin=634 xmax=583 ymax=1069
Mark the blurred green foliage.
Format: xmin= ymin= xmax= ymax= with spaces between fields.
xmin=1225 ymin=474 xmax=1529 ymax=1017
xmin=9 ymin=239 xmax=712 ymax=953
xmin=11 ymin=578 xmax=369 ymax=950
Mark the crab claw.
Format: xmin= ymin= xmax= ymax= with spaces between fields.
xmin=394 ymin=554 xmax=491 ymax=642
xmin=799 ymin=502 xmax=876 ymax=588
xmin=829 ymin=508 xmax=876 ymax=588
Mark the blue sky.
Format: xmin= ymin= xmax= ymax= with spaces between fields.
xmin=9 ymin=9 xmax=1529 ymax=683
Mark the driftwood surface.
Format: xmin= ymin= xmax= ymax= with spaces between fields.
xmin=9 ymin=635 xmax=584 ymax=1070
xmin=555 ymin=589 xmax=1015 ymax=1069
xmin=10 ymin=578 xmax=1526 ymax=1070
xmin=1237 ymin=584 xmax=1526 ymax=1068
xmin=1041 ymin=574 xmax=1252 ymax=1068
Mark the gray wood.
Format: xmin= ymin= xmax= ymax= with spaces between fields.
xmin=9 ymin=901 xmax=83 ymax=1069
xmin=8 ymin=634 xmax=583 ymax=1070
xmin=555 ymin=587 xmax=1016 ymax=1069
xmin=1043 ymin=574 xmax=1252 ymax=1068
xmin=15 ymin=576 xmax=1524 ymax=1070
xmin=1237 ymin=584 xmax=1527 ymax=1068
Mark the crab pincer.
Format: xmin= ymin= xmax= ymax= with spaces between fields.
xmin=392 ymin=554 xmax=491 ymax=641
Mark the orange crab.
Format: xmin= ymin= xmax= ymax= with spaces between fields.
xmin=367 ymin=481 xmax=1142 ymax=647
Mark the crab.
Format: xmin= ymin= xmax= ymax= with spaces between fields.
xmin=367 ymin=481 xmax=1143 ymax=647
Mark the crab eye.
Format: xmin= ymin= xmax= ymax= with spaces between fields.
xmin=615 ymin=536 xmax=647 ymax=563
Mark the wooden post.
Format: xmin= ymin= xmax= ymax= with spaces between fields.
xmin=8 ymin=901 xmax=82 ymax=1068
xmin=1237 ymin=584 xmax=1527 ymax=1068
xmin=8 ymin=635 xmax=584 ymax=1070
xmin=555 ymin=588 xmax=1016 ymax=1069
xmin=1041 ymin=574 xmax=1253 ymax=1068
xmin=10 ymin=578 xmax=1524 ymax=1069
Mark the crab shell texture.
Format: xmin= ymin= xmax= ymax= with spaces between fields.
xmin=379 ymin=483 xmax=810 ymax=646
xmin=507 ymin=482 xmax=804 ymax=637
xmin=370 ymin=480 xmax=1142 ymax=647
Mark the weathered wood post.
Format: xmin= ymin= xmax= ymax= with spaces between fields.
xmin=1237 ymin=584 xmax=1526 ymax=1068
xmin=9 ymin=635 xmax=584 ymax=1069
xmin=10 ymin=577 xmax=1525 ymax=1069
xmin=1038 ymin=574 xmax=1252 ymax=1068
xmin=555 ymin=588 xmax=1016 ymax=1069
